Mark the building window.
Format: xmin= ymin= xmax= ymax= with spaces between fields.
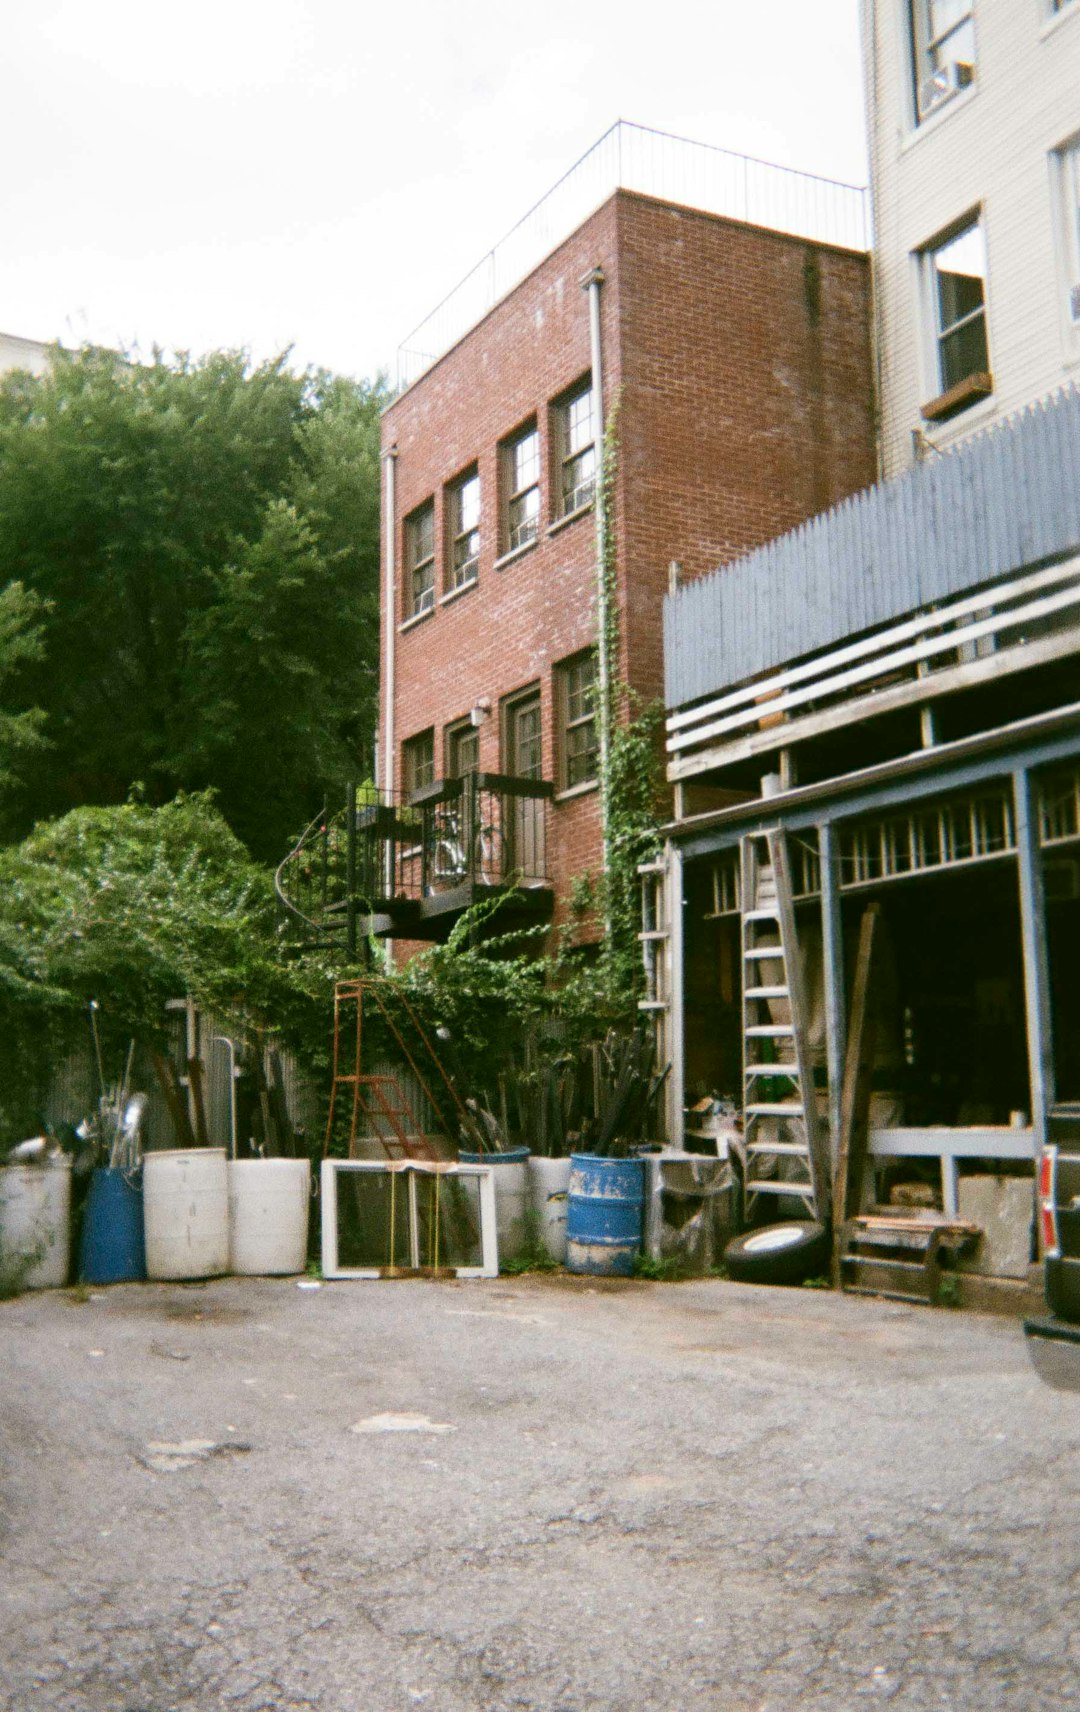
xmin=910 ymin=2 xmax=975 ymax=123
xmin=556 ymin=652 xmax=599 ymax=791
xmin=445 ymin=717 xmax=480 ymax=779
xmin=446 ymin=468 xmax=480 ymax=591
xmin=1053 ymin=136 xmax=1080 ymax=326
xmin=553 ymin=379 xmax=596 ymax=517
xmin=920 ymin=216 xmax=991 ymax=419
xmin=403 ymin=728 xmax=435 ymax=797
xmin=501 ymin=422 xmax=540 ymax=553
xmin=405 ymin=501 xmax=435 ymax=618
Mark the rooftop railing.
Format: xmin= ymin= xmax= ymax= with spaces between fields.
xmin=396 ymin=120 xmax=870 ymax=390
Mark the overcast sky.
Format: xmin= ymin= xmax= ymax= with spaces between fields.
xmin=3 ymin=1 xmax=868 ymax=384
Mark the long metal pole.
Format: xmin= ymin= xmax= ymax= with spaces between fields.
xmin=382 ymin=447 xmax=398 ymax=958
xmin=582 ymin=266 xmax=612 ymax=886
xmin=1013 ymin=767 xmax=1054 ymax=1163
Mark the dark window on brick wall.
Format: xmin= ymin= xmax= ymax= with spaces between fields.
xmin=500 ymin=421 xmax=540 ymax=553
xmin=556 ymin=651 xmax=598 ymax=790
xmin=403 ymin=728 xmax=435 ymax=796
xmin=445 ymin=717 xmax=480 ymax=779
xmin=552 ymin=377 xmax=596 ymax=518
xmin=446 ymin=468 xmax=480 ymax=591
xmin=405 ymin=500 xmax=435 ymax=617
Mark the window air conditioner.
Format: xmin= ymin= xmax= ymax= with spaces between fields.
xmin=919 ymin=59 xmax=974 ymax=116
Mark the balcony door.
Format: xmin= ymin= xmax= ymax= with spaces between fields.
xmin=504 ymin=690 xmax=543 ymax=880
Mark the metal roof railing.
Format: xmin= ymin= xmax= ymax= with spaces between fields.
xmin=395 ymin=120 xmax=870 ymax=391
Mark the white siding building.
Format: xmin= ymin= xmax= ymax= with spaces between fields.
xmin=862 ymin=0 xmax=1080 ymax=476
xmin=0 ymin=331 xmax=50 ymax=377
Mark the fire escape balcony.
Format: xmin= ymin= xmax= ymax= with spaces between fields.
xmin=275 ymin=773 xmax=556 ymax=949
xmin=360 ymin=772 xmax=555 ymax=940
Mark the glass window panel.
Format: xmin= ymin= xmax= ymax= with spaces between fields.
xmin=512 ymin=430 xmax=539 ymax=492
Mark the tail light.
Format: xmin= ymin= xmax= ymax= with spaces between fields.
xmin=1039 ymin=1146 xmax=1060 ymax=1258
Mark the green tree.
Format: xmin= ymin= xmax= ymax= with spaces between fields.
xmin=0 ymin=346 xmax=386 ymax=859
xmin=0 ymin=579 xmax=47 ymax=800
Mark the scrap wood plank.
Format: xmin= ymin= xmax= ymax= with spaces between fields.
xmin=832 ymin=902 xmax=881 ymax=1283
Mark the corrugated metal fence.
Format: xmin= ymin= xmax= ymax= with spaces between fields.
xmin=664 ymin=386 xmax=1080 ymax=711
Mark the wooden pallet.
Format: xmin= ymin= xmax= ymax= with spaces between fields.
xmin=840 ymin=1213 xmax=981 ymax=1305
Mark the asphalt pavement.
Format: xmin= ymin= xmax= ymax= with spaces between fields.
xmin=1 ymin=1273 xmax=1077 ymax=1712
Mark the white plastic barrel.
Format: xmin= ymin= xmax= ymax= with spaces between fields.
xmin=0 ymin=1157 xmax=72 ymax=1289
xmin=458 ymin=1148 xmax=529 ymax=1262
xmin=528 ymin=1155 xmax=570 ymax=1264
xmin=144 ymin=1148 xmax=229 ymax=1280
xmin=227 ymin=1159 xmax=310 ymax=1275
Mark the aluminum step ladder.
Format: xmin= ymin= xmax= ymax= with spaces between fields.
xmin=741 ymin=830 xmax=825 ymax=1222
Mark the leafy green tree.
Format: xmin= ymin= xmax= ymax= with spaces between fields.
xmin=0 ymin=346 xmax=386 ymax=858
xmin=0 ymin=579 xmax=47 ymax=801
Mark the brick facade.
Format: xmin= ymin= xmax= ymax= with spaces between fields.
xmin=381 ymin=190 xmax=876 ymax=939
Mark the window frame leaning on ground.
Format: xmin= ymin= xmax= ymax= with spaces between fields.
xmin=908 ymin=0 xmax=976 ymax=125
xmin=917 ymin=211 xmax=993 ymax=421
xmin=445 ymin=466 xmax=480 ymax=593
xmin=551 ymin=375 xmax=596 ymax=519
xmin=555 ymin=650 xmax=600 ymax=793
xmin=404 ymin=498 xmax=436 ymax=619
xmin=499 ymin=419 xmax=541 ymax=555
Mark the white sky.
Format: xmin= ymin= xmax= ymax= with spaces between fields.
xmin=3 ymin=1 xmax=868 ymax=383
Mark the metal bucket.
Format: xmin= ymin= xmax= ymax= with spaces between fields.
xmin=566 ymin=1153 xmax=644 ymax=1276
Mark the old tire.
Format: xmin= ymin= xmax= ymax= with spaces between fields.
xmin=724 ymin=1220 xmax=829 ymax=1286
xmin=1045 ymin=1256 xmax=1080 ymax=1325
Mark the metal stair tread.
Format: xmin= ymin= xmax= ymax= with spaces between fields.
xmin=745 ymin=1024 xmax=795 ymax=1037
xmin=746 ymin=1101 xmax=806 ymax=1116
xmin=745 ymin=985 xmax=789 ymax=999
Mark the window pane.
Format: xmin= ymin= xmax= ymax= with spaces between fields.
xmin=457 ymin=473 xmax=480 ymax=532
xmin=566 ymin=388 xmax=594 ymax=455
xmin=940 ymin=315 xmax=988 ymax=391
xmin=512 ymin=430 xmax=539 ymax=492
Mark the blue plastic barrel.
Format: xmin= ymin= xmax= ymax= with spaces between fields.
xmin=79 ymin=1167 xmax=146 ymax=1284
xmin=566 ymin=1153 xmax=644 ymax=1276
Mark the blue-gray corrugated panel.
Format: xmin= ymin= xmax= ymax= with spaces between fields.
xmin=664 ymin=386 xmax=1080 ymax=710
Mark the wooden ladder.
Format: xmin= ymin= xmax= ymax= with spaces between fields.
xmin=741 ymin=830 xmax=825 ymax=1222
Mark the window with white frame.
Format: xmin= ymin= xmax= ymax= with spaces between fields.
xmin=910 ymin=2 xmax=975 ymax=123
xmin=446 ymin=468 xmax=480 ymax=591
xmin=553 ymin=378 xmax=596 ymax=517
xmin=920 ymin=216 xmax=991 ymax=417
xmin=1053 ymin=135 xmax=1080 ymax=326
xmin=501 ymin=422 xmax=540 ymax=553
xmin=405 ymin=500 xmax=435 ymax=617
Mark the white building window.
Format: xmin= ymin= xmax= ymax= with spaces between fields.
xmin=1052 ymin=136 xmax=1080 ymax=328
xmin=919 ymin=216 xmax=992 ymax=420
xmin=553 ymin=378 xmax=596 ymax=517
xmin=910 ymin=2 xmax=975 ymax=123
xmin=501 ymin=422 xmax=540 ymax=554
xmin=447 ymin=468 xmax=480 ymax=591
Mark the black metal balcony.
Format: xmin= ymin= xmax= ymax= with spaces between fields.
xmin=276 ymin=773 xmax=555 ymax=948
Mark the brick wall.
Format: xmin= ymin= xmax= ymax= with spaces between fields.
xmin=381 ymin=190 xmax=876 ymax=933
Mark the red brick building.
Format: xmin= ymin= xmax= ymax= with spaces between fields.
xmin=370 ymin=184 xmax=876 ymax=947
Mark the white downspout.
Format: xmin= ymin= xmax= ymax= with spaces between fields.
xmin=382 ymin=445 xmax=398 ymax=800
xmin=581 ymin=266 xmax=612 ymax=885
xmin=382 ymin=445 xmax=398 ymax=956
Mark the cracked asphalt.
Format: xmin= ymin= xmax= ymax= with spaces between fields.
xmin=1 ymin=1272 xmax=1077 ymax=1712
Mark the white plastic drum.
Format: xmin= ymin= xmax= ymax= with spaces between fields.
xmin=528 ymin=1155 xmax=570 ymax=1264
xmin=227 ymin=1159 xmax=310 ymax=1275
xmin=0 ymin=1157 xmax=72 ymax=1289
xmin=144 ymin=1148 xmax=229 ymax=1280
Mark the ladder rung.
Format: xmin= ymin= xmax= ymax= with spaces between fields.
xmin=744 ymin=946 xmax=783 ymax=960
xmin=744 ymin=1065 xmax=799 ymax=1079
xmin=746 ymin=1140 xmax=812 ymax=1156
xmin=744 ymin=908 xmax=781 ymax=923
xmin=745 ymin=985 xmax=789 ymax=1000
xmin=746 ymin=1181 xmax=815 ymax=1199
xmin=745 ymin=1025 xmax=794 ymax=1037
xmin=747 ymin=1102 xmax=806 ymax=1117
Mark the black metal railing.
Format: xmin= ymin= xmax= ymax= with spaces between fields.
xmin=276 ymin=774 xmax=554 ymax=946
xmin=372 ymin=772 xmax=553 ymax=902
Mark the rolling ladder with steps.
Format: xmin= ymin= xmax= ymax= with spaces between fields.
xmin=741 ymin=830 xmax=826 ymax=1223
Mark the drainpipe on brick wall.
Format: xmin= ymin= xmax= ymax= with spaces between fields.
xmin=382 ymin=445 xmax=398 ymax=932
xmin=581 ymin=265 xmax=612 ymax=896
